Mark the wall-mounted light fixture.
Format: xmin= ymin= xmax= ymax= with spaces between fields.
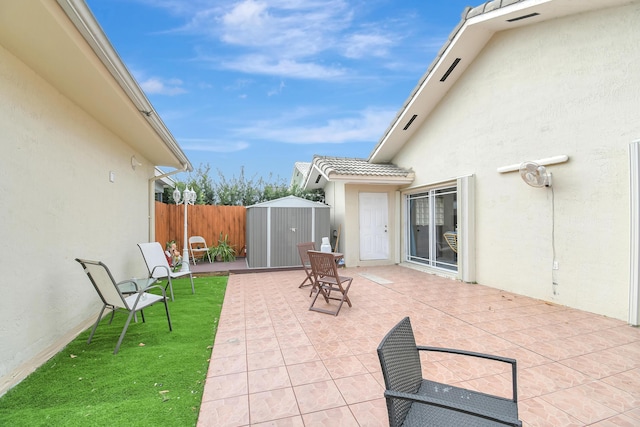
xmin=131 ymin=155 xmax=142 ymax=170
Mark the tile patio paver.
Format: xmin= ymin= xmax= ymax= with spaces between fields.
xmin=197 ymin=265 xmax=640 ymax=427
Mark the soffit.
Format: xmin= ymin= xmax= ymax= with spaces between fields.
xmin=368 ymin=0 xmax=636 ymax=164
xmin=0 ymin=0 xmax=189 ymax=169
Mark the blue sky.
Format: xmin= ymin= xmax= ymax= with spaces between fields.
xmin=86 ymin=0 xmax=475 ymax=182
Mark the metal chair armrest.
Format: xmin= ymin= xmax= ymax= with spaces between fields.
xmin=143 ymin=284 xmax=167 ymax=296
xmin=417 ymin=346 xmax=518 ymax=402
xmin=128 ymin=284 xmax=167 ymax=310
xmin=150 ymin=265 xmax=170 ymax=277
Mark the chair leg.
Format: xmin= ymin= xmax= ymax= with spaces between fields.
xmin=88 ymin=305 xmax=108 ymax=344
xmin=114 ymin=309 xmax=137 ymax=355
xmin=163 ymin=298 xmax=173 ymax=331
xmin=167 ymin=277 xmax=175 ymax=301
xmin=333 ymin=283 xmax=352 ymax=316
xmin=299 ymin=274 xmax=312 ymax=288
xmin=309 ymin=283 xmax=338 ymax=315
xmin=309 ymin=279 xmax=352 ymax=316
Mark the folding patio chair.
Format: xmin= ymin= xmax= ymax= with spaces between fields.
xmin=307 ymin=250 xmax=353 ymax=316
xmin=296 ymin=242 xmax=316 ymax=293
xmin=377 ymin=317 xmax=522 ymax=427
xmin=138 ymin=242 xmax=195 ymax=301
xmin=75 ymin=258 xmax=172 ymax=355
xmin=189 ymin=235 xmax=212 ymax=264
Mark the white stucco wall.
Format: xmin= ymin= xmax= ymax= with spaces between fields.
xmin=0 ymin=45 xmax=153 ymax=392
xmin=392 ymin=3 xmax=640 ymax=320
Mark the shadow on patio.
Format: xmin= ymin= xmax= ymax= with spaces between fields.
xmin=196 ymin=265 xmax=640 ymax=426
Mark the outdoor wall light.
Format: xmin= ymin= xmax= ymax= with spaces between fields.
xmin=173 ymin=187 xmax=197 ymax=273
xmin=131 ymin=155 xmax=142 ymax=170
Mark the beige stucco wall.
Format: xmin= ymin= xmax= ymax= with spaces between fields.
xmin=0 ymin=44 xmax=154 ymax=393
xmin=391 ymin=3 xmax=640 ymax=320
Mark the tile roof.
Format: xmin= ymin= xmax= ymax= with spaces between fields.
xmin=313 ymin=156 xmax=413 ymax=178
xmin=294 ymin=161 xmax=311 ymax=176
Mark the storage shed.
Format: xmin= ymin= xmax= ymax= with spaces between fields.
xmin=246 ymin=196 xmax=330 ymax=268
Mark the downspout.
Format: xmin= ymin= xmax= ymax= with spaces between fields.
xmin=148 ymin=164 xmax=189 ymax=242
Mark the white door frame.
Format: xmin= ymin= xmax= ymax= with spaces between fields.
xmin=359 ymin=192 xmax=389 ymax=260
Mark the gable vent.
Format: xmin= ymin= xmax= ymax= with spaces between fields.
xmin=440 ymin=58 xmax=461 ymax=82
xmin=403 ymin=114 xmax=418 ymax=131
xmin=507 ymin=12 xmax=540 ymax=22
xmin=315 ymin=174 xmax=322 ymax=184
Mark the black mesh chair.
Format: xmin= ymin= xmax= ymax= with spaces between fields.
xmin=377 ymin=317 xmax=522 ymax=427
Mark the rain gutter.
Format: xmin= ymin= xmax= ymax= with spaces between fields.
xmin=55 ymin=0 xmax=193 ymax=172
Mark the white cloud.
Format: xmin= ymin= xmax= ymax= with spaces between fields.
xmin=342 ymin=32 xmax=395 ymax=59
xmin=221 ymin=55 xmax=346 ymax=79
xmin=149 ymin=0 xmax=412 ymax=80
xmin=217 ymin=0 xmax=350 ymax=57
xmin=236 ymin=107 xmax=397 ymax=144
xmin=180 ymin=139 xmax=250 ymax=153
xmin=140 ymin=77 xmax=187 ymax=95
xmin=267 ymin=80 xmax=285 ymax=96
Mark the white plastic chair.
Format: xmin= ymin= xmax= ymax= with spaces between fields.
xmin=189 ymin=236 xmax=212 ymax=264
xmin=138 ymin=242 xmax=195 ymax=301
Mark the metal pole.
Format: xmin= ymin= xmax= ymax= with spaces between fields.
xmin=179 ymin=194 xmax=191 ymax=273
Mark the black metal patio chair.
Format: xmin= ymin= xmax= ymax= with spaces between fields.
xmin=377 ymin=317 xmax=522 ymax=426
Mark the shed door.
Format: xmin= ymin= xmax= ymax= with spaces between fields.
xmin=359 ymin=192 xmax=389 ymax=260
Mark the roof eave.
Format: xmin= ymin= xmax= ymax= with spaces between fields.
xmin=54 ymin=0 xmax=192 ymax=171
xmin=368 ymin=0 xmax=628 ymax=164
xmin=303 ymin=169 xmax=415 ymax=190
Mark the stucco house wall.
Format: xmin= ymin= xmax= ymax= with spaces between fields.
xmin=0 ymin=43 xmax=154 ymax=393
xmin=0 ymin=1 xmax=191 ymax=395
xmin=391 ymin=2 xmax=640 ymax=320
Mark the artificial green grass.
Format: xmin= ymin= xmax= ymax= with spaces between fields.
xmin=0 ymin=276 xmax=227 ymax=427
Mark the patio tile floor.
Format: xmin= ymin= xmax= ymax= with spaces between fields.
xmin=196 ymin=265 xmax=640 ymax=426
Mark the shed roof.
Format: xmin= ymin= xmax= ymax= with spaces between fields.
xmin=247 ymin=195 xmax=329 ymax=209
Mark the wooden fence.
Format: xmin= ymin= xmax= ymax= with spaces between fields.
xmin=155 ymin=201 xmax=247 ymax=255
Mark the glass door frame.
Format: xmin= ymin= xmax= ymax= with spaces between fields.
xmin=406 ymin=185 xmax=458 ymax=272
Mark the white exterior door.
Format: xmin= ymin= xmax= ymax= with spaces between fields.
xmin=359 ymin=192 xmax=389 ymax=260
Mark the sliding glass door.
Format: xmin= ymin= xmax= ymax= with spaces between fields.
xmin=407 ymin=186 xmax=457 ymax=271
